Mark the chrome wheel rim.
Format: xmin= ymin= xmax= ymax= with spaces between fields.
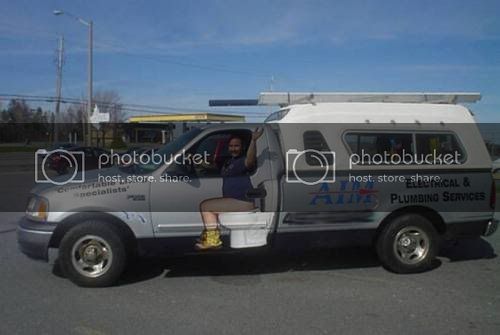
xmin=393 ymin=226 xmax=430 ymax=265
xmin=71 ymin=235 xmax=113 ymax=278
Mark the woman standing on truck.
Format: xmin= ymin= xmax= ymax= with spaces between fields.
xmin=196 ymin=128 xmax=263 ymax=250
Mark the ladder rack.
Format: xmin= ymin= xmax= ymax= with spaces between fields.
xmin=209 ymin=92 xmax=481 ymax=107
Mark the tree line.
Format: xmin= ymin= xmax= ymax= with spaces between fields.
xmin=0 ymin=90 xmax=124 ymax=144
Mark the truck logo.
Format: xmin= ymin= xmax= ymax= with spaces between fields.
xmin=309 ymin=180 xmax=379 ymax=207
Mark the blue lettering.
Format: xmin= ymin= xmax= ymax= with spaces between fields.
xmin=310 ymin=183 xmax=333 ymax=205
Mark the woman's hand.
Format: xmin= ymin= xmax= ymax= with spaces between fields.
xmin=252 ymin=127 xmax=264 ymax=141
xmin=246 ymin=128 xmax=263 ymax=169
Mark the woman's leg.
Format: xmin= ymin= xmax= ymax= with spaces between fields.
xmin=200 ymin=197 xmax=255 ymax=225
xmin=196 ymin=198 xmax=224 ymax=249
xmin=197 ymin=198 xmax=255 ymax=249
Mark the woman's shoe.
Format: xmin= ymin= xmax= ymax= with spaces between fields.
xmin=195 ymin=229 xmax=222 ymax=250
xmin=195 ymin=229 xmax=207 ymax=244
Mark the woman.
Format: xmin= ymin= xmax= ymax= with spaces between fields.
xmin=196 ymin=128 xmax=264 ymax=250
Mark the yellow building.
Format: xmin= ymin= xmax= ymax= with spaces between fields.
xmin=128 ymin=113 xmax=245 ymax=123
xmin=126 ymin=112 xmax=245 ymax=145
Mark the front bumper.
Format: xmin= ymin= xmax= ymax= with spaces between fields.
xmin=17 ymin=216 xmax=57 ymax=261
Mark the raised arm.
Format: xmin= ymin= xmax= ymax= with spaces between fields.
xmin=245 ymin=127 xmax=264 ymax=169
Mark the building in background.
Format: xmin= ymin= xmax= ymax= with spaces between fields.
xmin=124 ymin=112 xmax=245 ymax=147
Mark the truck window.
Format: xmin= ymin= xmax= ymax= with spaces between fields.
xmin=135 ymin=127 xmax=202 ymax=173
xmin=264 ymin=108 xmax=290 ymax=122
xmin=303 ymin=130 xmax=334 ymax=165
xmin=416 ymin=133 xmax=465 ymax=163
xmin=190 ymin=130 xmax=252 ymax=177
xmin=345 ymin=133 xmax=413 ymax=157
xmin=194 ymin=133 xmax=231 ymax=176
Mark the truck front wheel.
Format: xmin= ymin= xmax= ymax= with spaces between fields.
xmin=376 ymin=214 xmax=439 ymax=273
xmin=59 ymin=221 xmax=127 ymax=287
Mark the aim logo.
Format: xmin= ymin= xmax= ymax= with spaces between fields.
xmin=309 ymin=180 xmax=379 ymax=207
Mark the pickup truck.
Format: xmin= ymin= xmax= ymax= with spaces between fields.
xmin=18 ymin=92 xmax=498 ymax=286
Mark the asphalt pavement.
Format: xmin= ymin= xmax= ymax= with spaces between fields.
xmin=0 ymin=155 xmax=499 ymax=335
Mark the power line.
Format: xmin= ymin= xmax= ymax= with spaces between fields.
xmin=91 ymin=39 xmax=271 ymax=78
xmin=116 ymin=51 xmax=270 ymax=78
xmin=0 ymin=93 xmax=270 ymax=116
xmin=56 ymin=36 xmax=272 ymax=78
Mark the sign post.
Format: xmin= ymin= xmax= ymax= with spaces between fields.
xmin=89 ymin=105 xmax=110 ymax=147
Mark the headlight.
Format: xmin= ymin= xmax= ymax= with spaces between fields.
xmin=26 ymin=195 xmax=49 ymax=221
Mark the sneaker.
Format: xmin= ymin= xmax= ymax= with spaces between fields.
xmin=195 ymin=229 xmax=222 ymax=250
xmin=195 ymin=229 xmax=207 ymax=244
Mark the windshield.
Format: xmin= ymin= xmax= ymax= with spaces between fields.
xmin=123 ymin=127 xmax=202 ymax=173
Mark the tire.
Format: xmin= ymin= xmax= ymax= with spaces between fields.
xmin=59 ymin=221 xmax=127 ymax=287
xmin=376 ymin=213 xmax=439 ymax=274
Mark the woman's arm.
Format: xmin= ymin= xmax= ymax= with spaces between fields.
xmin=245 ymin=128 xmax=263 ymax=169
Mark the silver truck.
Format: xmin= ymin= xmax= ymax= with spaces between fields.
xmin=18 ymin=92 xmax=498 ymax=287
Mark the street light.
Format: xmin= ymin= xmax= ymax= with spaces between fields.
xmin=53 ymin=9 xmax=93 ymax=146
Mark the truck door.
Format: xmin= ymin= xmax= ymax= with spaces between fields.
xmin=150 ymin=126 xmax=278 ymax=242
xmin=277 ymin=126 xmax=379 ymax=234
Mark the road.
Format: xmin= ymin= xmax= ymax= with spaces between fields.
xmin=0 ymin=155 xmax=499 ymax=334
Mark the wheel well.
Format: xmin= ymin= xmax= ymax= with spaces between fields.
xmin=375 ymin=206 xmax=446 ymax=242
xmin=49 ymin=212 xmax=137 ymax=253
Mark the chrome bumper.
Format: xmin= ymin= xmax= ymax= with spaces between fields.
xmin=17 ymin=216 xmax=57 ymax=261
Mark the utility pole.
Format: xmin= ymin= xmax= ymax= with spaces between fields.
xmin=53 ymin=10 xmax=93 ymax=146
xmin=87 ymin=20 xmax=93 ymax=146
xmin=54 ymin=35 xmax=64 ymax=143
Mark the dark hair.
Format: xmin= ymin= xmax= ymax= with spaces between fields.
xmin=228 ymin=135 xmax=243 ymax=144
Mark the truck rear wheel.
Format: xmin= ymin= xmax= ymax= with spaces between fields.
xmin=59 ymin=221 xmax=127 ymax=287
xmin=376 ymin=214 xmax=439 ymax=273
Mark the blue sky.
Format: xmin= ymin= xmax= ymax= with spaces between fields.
xmin=1 ymin=0 xmax=499 ymax=121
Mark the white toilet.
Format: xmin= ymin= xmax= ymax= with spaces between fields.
xmin=218 ymin=209 xmax=271 ymax=248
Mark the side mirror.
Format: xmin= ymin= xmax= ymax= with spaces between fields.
xmin=246 ymin=187 xmax=267 ymax=199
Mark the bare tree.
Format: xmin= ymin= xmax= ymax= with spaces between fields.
xmin=8 ymin=99 xmax=32 ymax=122
xmin=63 ymin=103 xmax=85 ymax=124
xmin=52 ymin=90 xmax=124 ymax=146
xmin=93 ymin=90 xmax=125 ymax=147
xmin=93 ymin=90 xmax=125 ymax=123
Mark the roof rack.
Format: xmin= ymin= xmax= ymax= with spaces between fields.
xmin=209 ymin=92 xmax=481 ymax=107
